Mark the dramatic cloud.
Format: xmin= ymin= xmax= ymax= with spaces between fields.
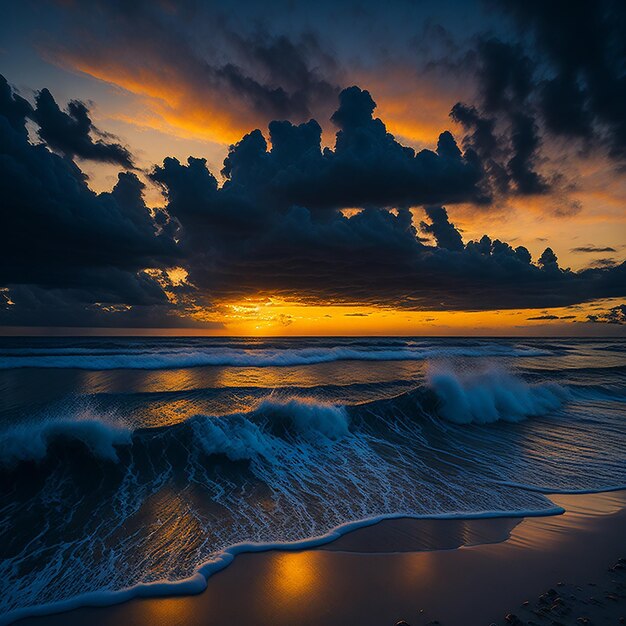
xmin=499 ymin=0 xmax=626 ymax=160
xmin=451 ymin=0 xmax=626 ymax=202
xmin=30 ymin=89 xmax=134 ymax=167
xmin=152 ymin=85 xmax=486 ymax=217
xmin=44 ymin=1 xmax=341 ymax=143
xmin=419 ymin=206 xmax=464 ymax=251
xmin=0 ymin=75 xmax=179 ymax=326
xmin=149 ymin=86 xmax=625 ymax=311
xmin=1 ymin=74 xmax=625 ymax=327
xmin=451 ymin=39 xmax=548 ymax=197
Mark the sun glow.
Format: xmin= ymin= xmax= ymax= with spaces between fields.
xmin=176 ymin=295 xmax=622 ymax=337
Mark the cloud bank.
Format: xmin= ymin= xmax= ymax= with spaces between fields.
xmin=0 ymin=74 xmax=624 ymax=327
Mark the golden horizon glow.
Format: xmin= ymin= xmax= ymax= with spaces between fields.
xmin=157 ymin=296 xmax=626 ymax=337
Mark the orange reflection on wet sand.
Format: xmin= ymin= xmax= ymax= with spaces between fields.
xmin=269 ymin=551 xmax=319 ymax=600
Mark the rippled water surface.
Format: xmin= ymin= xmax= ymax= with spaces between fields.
xmin=1 ymin=337 xmax=625 ymax=622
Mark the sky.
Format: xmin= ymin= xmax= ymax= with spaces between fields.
xmin=0 ymin=0 xmax=625 ymax=335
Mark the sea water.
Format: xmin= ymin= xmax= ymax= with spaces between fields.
xmin=1 ymin=337 xmax=624 ymax=622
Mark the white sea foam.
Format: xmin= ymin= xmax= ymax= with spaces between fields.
xmin=0 ymin=503 xmax=565 ymax=626
xmin=2 ymin=347 xmax=624 ymax=624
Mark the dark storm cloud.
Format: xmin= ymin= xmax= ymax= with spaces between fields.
xmin=30 ymin=89 xmax=134 ymax=167
xmin=0 ymin=284 xmax=224 ymax=329
xmin=451 ymin=39 xmax=548 ymax=197
xmin=149 ymin=86 xmax=625 ymax=311
xmin=586 ymin=258 xmax=618 ymax=269
xmin=229 ymin=32 xmax=340 ymax=119
xmin=498 ymin=0 xmax=626 ymax=160
xmin=419 ymin=206 xmax=464 ymax=251
xmin=527 ymin=314 xmax=559 ymax=321
xmin=153 ymin=86 xmax=486 ymax=219
xmin=0 ymin=75 xmax=180 ymax=326
xmin=452 ymin=0 xmax=626 ymax=193
xmin=44 ymin=0 xmax=341 ymax=132
xmin=1 ymin=75 xmax=625 ymax=326
xmin=0 ymin=76 xmax=32 ymax=135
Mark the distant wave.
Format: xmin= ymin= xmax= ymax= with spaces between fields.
xmin=0 ymin=344 xmax=550 ymax=370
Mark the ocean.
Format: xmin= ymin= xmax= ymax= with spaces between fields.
xmin=1 ymin=336 xmax=625 ymax=623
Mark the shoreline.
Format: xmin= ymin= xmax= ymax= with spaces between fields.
xmin=11 ymin=489 xmax=626 ymax=626
xmin=3 ymin=503 xmax=566 ymax=625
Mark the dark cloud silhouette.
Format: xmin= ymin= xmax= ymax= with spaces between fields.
xmin=230 ymin=32 xmax=340 ymax=119
xmin=453 ymin=0 xmax=626 ymax=196
xmin=0 ymin=76 xmax=32 ymax=135
xmin=587 ymin=304 xmax=626 ymax=325
xmin=30 ymin=88 xmax=134 ymax=167
xmin=537 ymin=247 xmax=559 ymax=271
xmin=451 ymin=39 xmax=548 ymax=197
xmin=150 ymin=88 xmax=625 ymax=312
xmin=498 ymin=0 xmax=626 ymax=160
xmin=420 ymin=206 xmax=464 ymax=251
xmin=586 ymin=258 xmax=618 ymax=269
xmin=1 ymin=75 xmax=625 ymax=326
xmin=0 ymin=283 xmax=224 ymax=329
xmin=153 ymin=86 xmax=486 ymax=219
xmin=571 ymin=246 xmax=617 ymax=254
xmin=527 ymin=314 xmax=559 ymax=321
xmin=0 ymin=75 xmax=180 ymax=326
xmin=45 ymin=1 xmax=341 ymax=137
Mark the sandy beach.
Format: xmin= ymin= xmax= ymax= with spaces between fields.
xmin=15 ymin=490 xmax=626 ymax=626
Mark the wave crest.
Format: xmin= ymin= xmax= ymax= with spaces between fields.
xmin=0 ymin=397 xmax=350 ymax=469
xmin=191 ymin=398 xmax=349 ymax=463
xmin=1 ymin=418 xmax=132 ymax=467
xmin=0 ymin=369 xmax=567 ymax=470
xmin=427 ymin=365 xmax=569 ymax=424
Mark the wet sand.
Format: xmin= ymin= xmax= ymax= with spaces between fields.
xmin=16 ymin=491 xmax=626 ymax=626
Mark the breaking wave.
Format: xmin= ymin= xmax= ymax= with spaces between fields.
xmin=0 ymin=397 xmax=351 ymax=470
xmin=427 ymin=365 xmax=569 ymax=424
xmin=0 ymin=369 xmax=568 ymax=471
